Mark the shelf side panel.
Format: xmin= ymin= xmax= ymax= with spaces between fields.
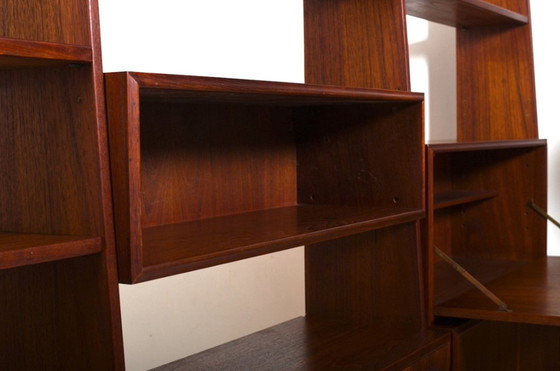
xmin=0 ymin=0 xmax=91 ymax=45
xmin=306 ymin=223 xmax=424 ymax=329
xmin=304 ymin=0 xmax=410 ymax=90
xmin=457 ymin=23 xmax=538 ymax=140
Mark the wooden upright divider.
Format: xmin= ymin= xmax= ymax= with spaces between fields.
xmin=0 ymin=0 xmax=124 ymax=369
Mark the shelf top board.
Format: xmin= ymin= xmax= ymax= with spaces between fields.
xmin=435 ymin=257 xmax=560 ymax=326
xmin=0 ymin=232 xmax=102 ymax=270
xmin=427 ymin=139 xmax=546 ymax=153
xmin=154 ymin=317 xmax=450 ymax=371
xmin=0 ymin=37 xmax=92 ymax=68
xmin=406 ymin=0 xmax=528 ymax=28
xmin=108 ymin=71 xmax=424 ymax=105
xmin=136 ymin=205 xmax=423 ymax=283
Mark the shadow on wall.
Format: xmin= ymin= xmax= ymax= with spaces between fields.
xmin=407 ymin=17 xmax=457 ymax=142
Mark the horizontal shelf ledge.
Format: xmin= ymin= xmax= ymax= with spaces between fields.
xmin=0 ymin=232 xmax=102 ymax=270
xmin=434 ymin=190 xmax=497 ymax=210
xmin=428 ymin=139 xmax=546 ymax=154
xmin=153 ymin=317 xmax=449 ymax=370
xmin=114 ymin=71 xmax=424 ymax=105
xmin=435 ymin=257 xmax=560 ymax=326
xmin=0 ymin=37 xmax=92 ymax=68
xmin=137 ymin=205 xmax=423 ymax=282
xmin=406 ymin=0 xmax=528 ymax=28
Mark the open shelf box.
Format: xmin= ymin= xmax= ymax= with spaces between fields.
xmin=426 ymin=139 xmax=560 ymax=325
xmin=105 ymin=72 xmax=425 ymax=283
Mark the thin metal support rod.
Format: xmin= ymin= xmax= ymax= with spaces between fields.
xmin=528 ymin=201 xmax=560 ymax=230
xmin=434 ymin=246 xmax=511 ymax=313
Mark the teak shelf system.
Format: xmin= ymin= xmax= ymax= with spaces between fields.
xmin=2 ymin=0 xmax=557 ymax=369
xmin=0 ymin=0 xmax=123 ymax=370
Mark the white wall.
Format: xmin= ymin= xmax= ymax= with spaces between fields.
xmin=99 ymin=1 xmax=560 ymax=369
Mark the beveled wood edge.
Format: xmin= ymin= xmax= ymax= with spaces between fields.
xmin=104 ymin=71 xmax=424 ymax=103
xmin=129 ymin=209 xmax=425 ymax=284
xmin=0 ymin=235 xmax=102 ymax=270
xmin=427 ymin=139 xmax=546 ymax=153
xmin=0 ymin=37 xmax=92 ymax=64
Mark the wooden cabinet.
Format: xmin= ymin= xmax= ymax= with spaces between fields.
xmin=0 ymin=0 xmax=123 ymax=369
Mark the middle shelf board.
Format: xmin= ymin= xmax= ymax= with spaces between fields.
xmin=435 ymin=257 xmax=560 ymax=326
xmin=153 ymin=317 xmax=450 ymax=371
xmin=406 ymin=0 xmax=528 ymax=28
xmin=0 ymin=232 xmax=102 ymax=270
xmin=434 ymin=190 xmax=498 ymax=210
xmin=105 ymin=72 xmax=425 ymax=283
xmin=139 ymin=205 xmax=423 ymax=282
xmin=0 ymin=37 xmax=92 ymax=69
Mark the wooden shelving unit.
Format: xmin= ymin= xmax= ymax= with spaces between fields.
xmin=105 ymin=72 xmax=425 ymax=284
xmin=0 ymin=0 xmax=123 ymax=369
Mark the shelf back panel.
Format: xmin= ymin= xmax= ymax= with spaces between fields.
xmin=304 ymin=0 xmax=410 ymax=90
xmin=0 ymin=0 xmax=91 ymax=45
xmin=457 ymin=23 xmax=538 ymax=140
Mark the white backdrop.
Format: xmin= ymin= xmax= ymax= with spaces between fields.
xmin=98 ymin=1 xmax=559 ymax=369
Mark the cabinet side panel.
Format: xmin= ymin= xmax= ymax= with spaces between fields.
xmin=306 ymin=223 xmax=423 ymax=329
xmin=0 ymin=0 xmax=91 ymax=45
xmin=457 ymin=24 xmax=537 ymax=140
xmin=304 ymin=0 xmax=410 ymax=90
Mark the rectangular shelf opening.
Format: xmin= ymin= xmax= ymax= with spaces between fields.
xmin=106 ymin=72 xmax=425 ymax=283
xmin=427 ymin=140 xmax=551 ymax=326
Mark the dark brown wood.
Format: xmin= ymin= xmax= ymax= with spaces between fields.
xmin=306 ymin=223 xmax=425 ymax=328
xmin=401 ymin=342 xmax=451 ymax=371
xmin=436 ymin=257 xmax=560 ymax=326
xmin=0 ymin=0 xmax=91 ymax=45
xmin=434 ymin=190 xmax=498 ymax=210
xmin=406 ymin=0 xmax=528 ymax=28
xmin=0 ymin=0 xmax=124 ymax=368
xmin=457 ymin=22 xmax=538 ymax=140
xmin=105 ymin=72 xmax=424 ymax=283
xmin=304 ymin=0 xmax=410 ymax=90
xmin=152 ymin=317 xmax=450 ymax=371
xmin=0 ymin=233 xmax=101 ymax=270
xmin=139 ymin=206 xmax=422 ymax=283
xmin=0 ymin=37 xmax=92 ymax=68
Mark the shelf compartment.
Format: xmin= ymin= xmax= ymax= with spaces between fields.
xmin=106 ymin=72 xmax=425 ymax=283
xmin=406 ymin=0 xmax=528 ymax=28
xmin=140 ymin=205 xmax=423 ymax=282
xmin=435 ymin=257 xmax=560 ymax=326
xmin=0 ymin=37 xmax=92 ymax=68
xmin=153 ymin=317 xmax=450 ymax=370
xmin=434 ymin=190 xmax=497 ymax=210
xmin=0 ymin=232 xmax=101 ymax=270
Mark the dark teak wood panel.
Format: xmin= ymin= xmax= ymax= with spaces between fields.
xmin=457 ymin=24 xmax=538 ymax=140
xmin=304 ymin=0 xmax=410 ymax=90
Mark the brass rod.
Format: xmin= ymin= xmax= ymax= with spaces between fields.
xmin=528 ymin=201 xmax=560 ymax=230
xmin=434 ymin=246 xmax=511 ymax=312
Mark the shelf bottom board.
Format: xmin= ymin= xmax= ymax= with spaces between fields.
xmin=139 ymin=205 xmax=422 ymax=281
xmin=0 ymin=232 xmax=102 ymax=270
xmin=153 ymin=317 xmax=449 ymax=370
xmin=435 ymin=257 xmax=560 ymax=326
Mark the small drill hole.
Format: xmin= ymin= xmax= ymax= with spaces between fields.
xmin=309 ymin=194 xmax=316 ymax=201
xmin=392 ymin=196 xmax=399 ymax=204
